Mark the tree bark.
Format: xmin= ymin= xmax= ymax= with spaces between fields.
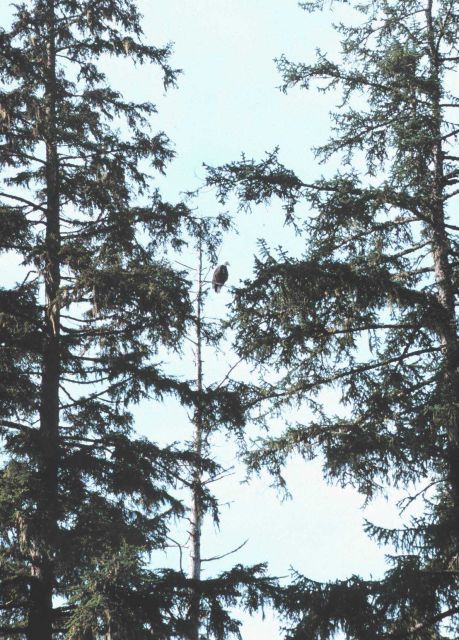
xmin=28 ymin=1 xmax=60 ymax=637
xmin=188 ymin=242 xmax=204 ymax=640
xmin=105 ymin=609 xmax=125 ymax=640
xmin=425 ymin=0 xmax=459 ymax=530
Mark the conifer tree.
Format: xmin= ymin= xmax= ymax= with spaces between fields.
xmin=206 ymin=0 xmax=459 ymax=637
xmin=0 ymin=1 xmax=199 ymax=638
xmin=188 ymin=234 xmax=206 ymax=640
xmin=0 ymin=4 xmax=278 ymax=636
xmin=174 ymin=217 xmax=277 ymax=640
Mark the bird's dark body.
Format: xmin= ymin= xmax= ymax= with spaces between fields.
xmin=212 ymin=264 xmax=229 ymax=292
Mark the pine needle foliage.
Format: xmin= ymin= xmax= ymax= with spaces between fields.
xmin=205 ymin=0 xmax=459 ymax=637
xmin=183 ymin=218 xmax=279 ymax=640
xmin=0 ymin=2 xmax=279 ymax=637
xmin=0 ymin=1 xmax=212 ymax=637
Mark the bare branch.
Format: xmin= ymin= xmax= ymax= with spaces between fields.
xmin=201 ymin=539 xmax=248 ymax=563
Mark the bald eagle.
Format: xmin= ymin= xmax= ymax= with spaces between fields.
xmin=212 ymin=262 xmax=229 ymax=293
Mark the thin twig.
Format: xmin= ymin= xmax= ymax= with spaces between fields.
xmin=201 ymin=539 xmax=248 ymax=563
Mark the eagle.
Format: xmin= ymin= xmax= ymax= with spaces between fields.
xmin=212 ymin=262 xmax=229 ymax=293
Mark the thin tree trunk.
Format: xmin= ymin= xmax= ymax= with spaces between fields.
xmin=425 ymin=0 xmax=459 ymax=530
xmin=28 ymin=1 xmax=60 ymax=637
xmin=105 ymin=609 xmax=124 ymax=640
xmin=188 ymin=242 xmax=204 ymax=640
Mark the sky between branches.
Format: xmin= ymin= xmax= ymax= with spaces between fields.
xmin=0 ymin=1 xmax=422 ymax=637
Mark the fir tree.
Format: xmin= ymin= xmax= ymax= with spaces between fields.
xmin=0 ymin=1 xmax=197 ymax=638
xmin=205 ymin=0 xmax=459 ymax=637
xmin=173 ymin=216 xmax=277 ymax=640
xmin=0 ymin=3 xmax=278 ymax=637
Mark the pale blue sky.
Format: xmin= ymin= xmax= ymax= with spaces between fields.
xmin=125 ymin=3 xmax=414 ymax=638
xmin=0 ymin=2 xmax=418 ymax=638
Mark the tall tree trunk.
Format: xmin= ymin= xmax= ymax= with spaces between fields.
xmin=28 ymin=1 xmax=60 ymax=637
xmin=188 ymin=242 xmax=204 ymax=640
xmin=105 ymin=609 xmax=125 ymax=640
xmin=425 ymin=0 xmax=459 ymax=538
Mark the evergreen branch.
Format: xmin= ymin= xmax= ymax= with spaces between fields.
xmin=202 ymin=467 xmax=236 ymax=486
xmin=444 ymin=187 xmax=459 ymax=200
xmin=0 ymin=192 xmax=45 ymax=212
xmin=323 ymin=217 xmax=420 ymax=254
xmin=249 ymin=346 xmax=441 ymax=407
xmin=392 ymin=606 xmax=459 ymax=637
xmin=319 ymin=322 xmax=419 ymax=337
xmin=441 ymin=127 xmax=459 ymax=140
xmin=437 ymin=0 xmax=456 ymax=47
xmin=0 ymin=420 xmax=33 ymax=432
xmin=396 ymin=479 xmax=441 ymax=514
xmin=61 ymin=375 xmax=111 ymax=385
xmin=390 ymin=240 xmax=431 ymax=258
xmin=1 ymin=150 xmax=46 ymax=165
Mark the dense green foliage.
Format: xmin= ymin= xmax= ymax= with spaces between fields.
xmin=5 ymin=0 xmax=459 ymax=637
xmin=0 ymin=0 xmax=192 ymax=636
xmin=207 ymin=0 xmax=459 ymax=637
xmin=0 ymin=2 xmax=275 ymax=638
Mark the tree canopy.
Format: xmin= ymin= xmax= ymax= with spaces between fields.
xmin=206 ymin=0 xmax=459 ymax=637
xmin=2 ymin=0 xmax=459 ymax=638
xmin=0 ymin=1 xmax=233 ymax=637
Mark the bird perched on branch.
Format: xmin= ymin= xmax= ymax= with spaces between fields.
xmin=212 ymin=262 xmax=229 ymax=293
